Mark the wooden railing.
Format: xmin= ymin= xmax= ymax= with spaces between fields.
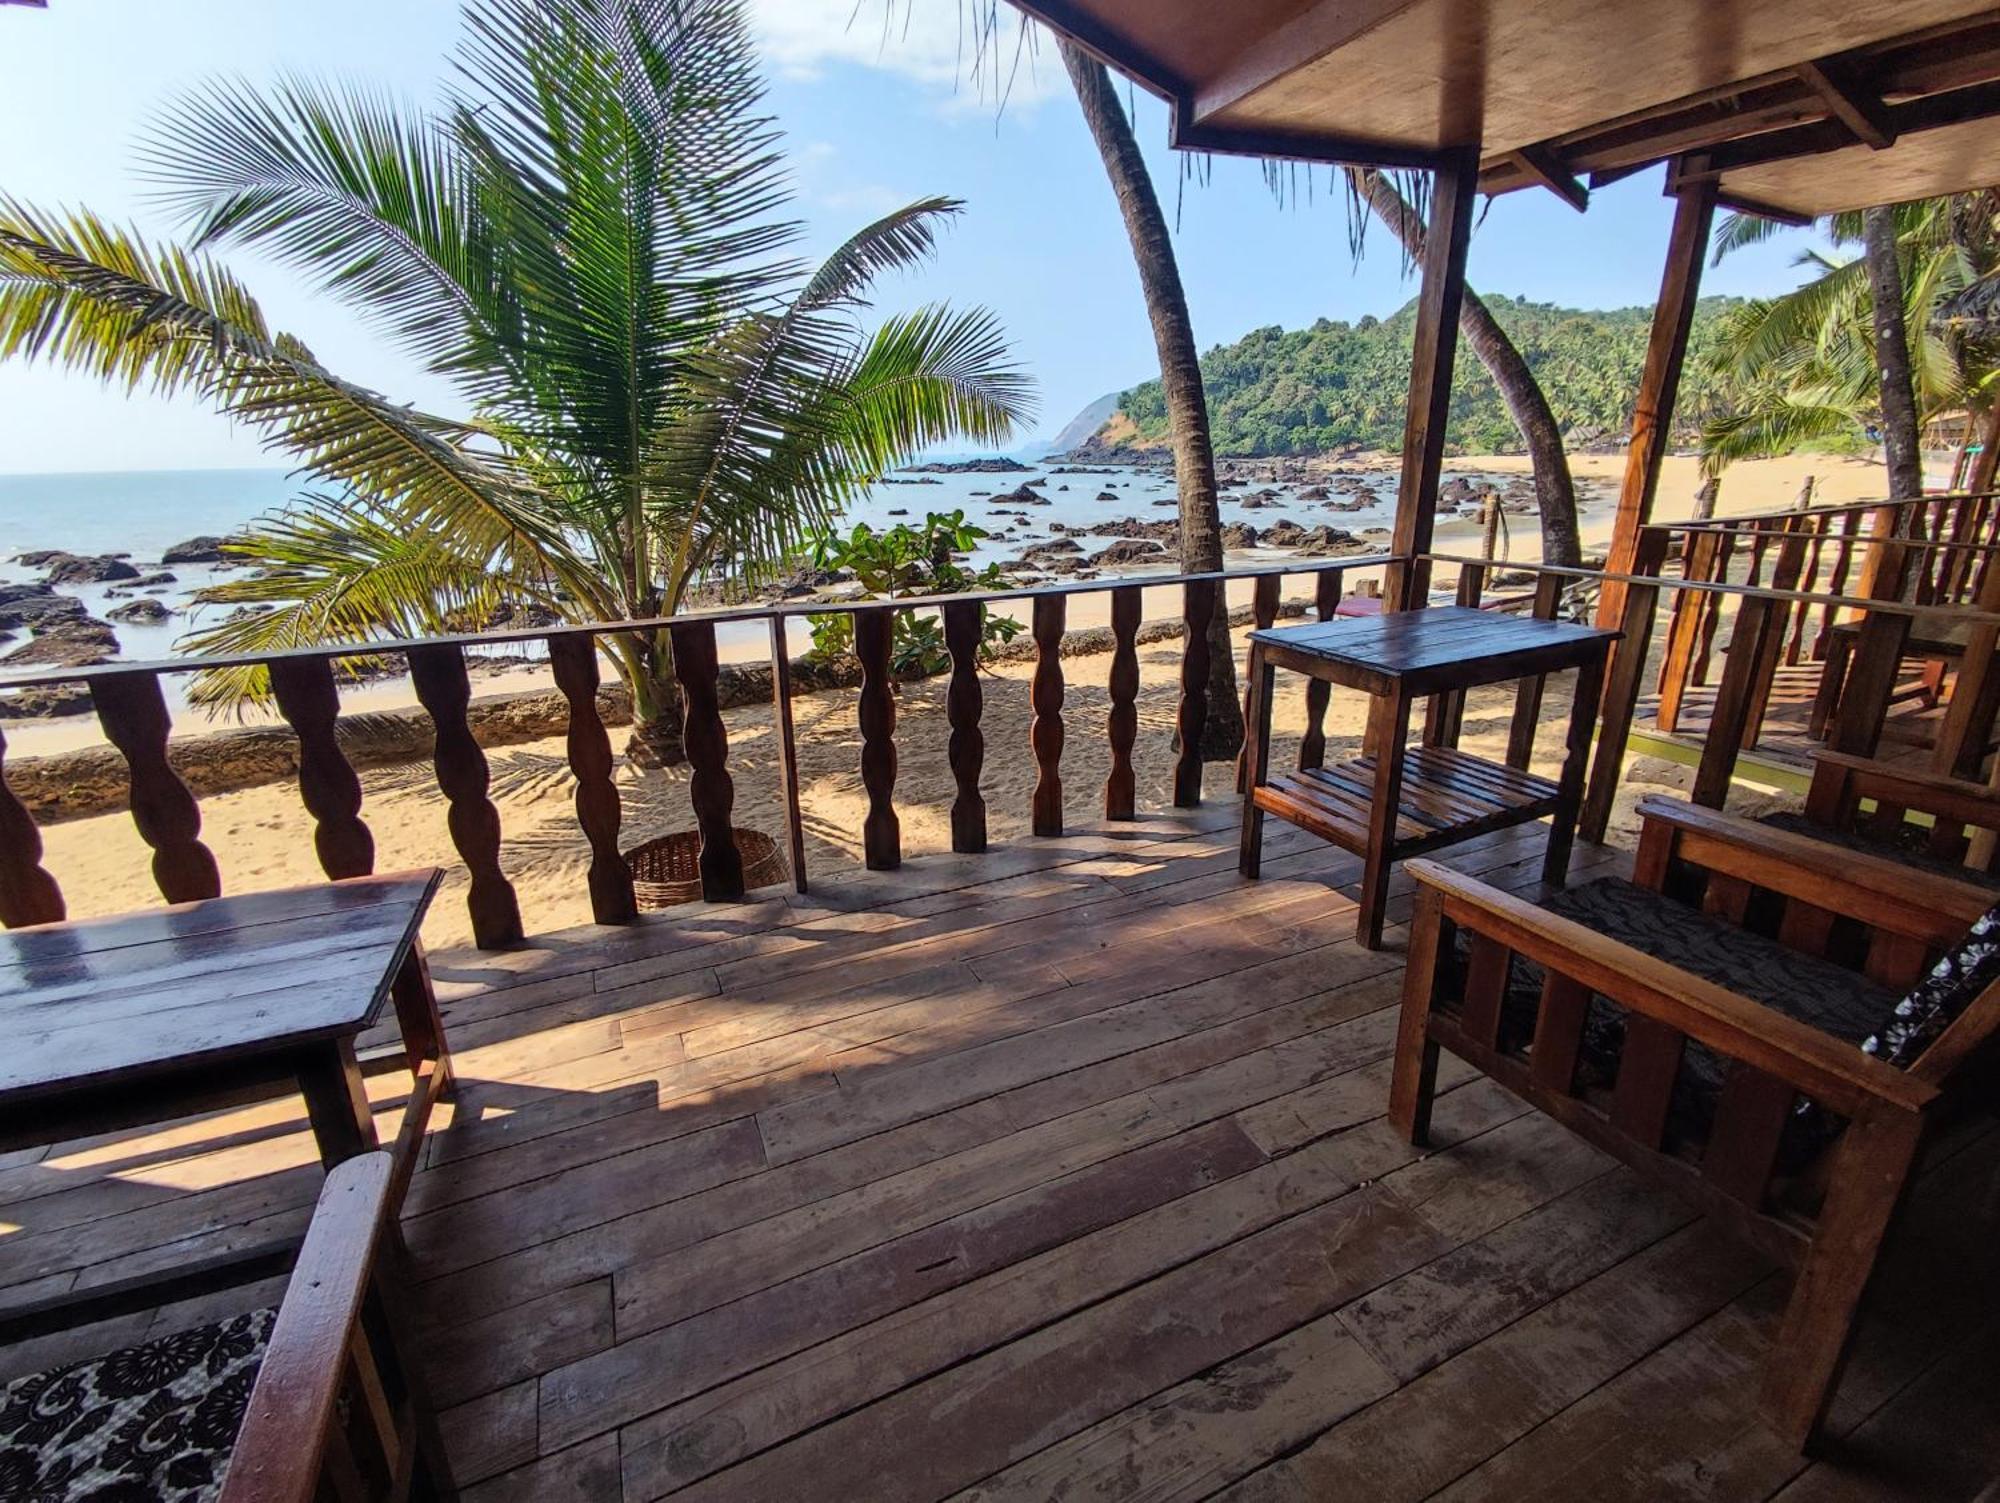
xmin=0 ymin=556 xmax=1405 ymax=948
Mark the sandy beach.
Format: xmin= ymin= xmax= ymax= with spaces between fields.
xmin=20 ymin=450 xmax=1894 ymax=947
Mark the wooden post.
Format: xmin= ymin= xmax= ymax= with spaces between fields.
xmin=408 ymin=644 xmax=522 ymax=947
xmin=669 ymin=620 xmax=745 ymax=903
xmin=1103 ymin=586 xmax=1142 ymax=820
xmin=1298 ymin=568 xmax=1343 ymax=770
xmin=767 ymin=618 xmax=810 ymax=892
xmin=1580 ymin=530 xmax=1670 ymax=843
xmin=1174 ymin=579 xmax=1214 ymax=807
xmin=91 ymin=671 xmax=222 ymax=906
xmin=1030 ymin=595 xmax=1066 ymax=837
xmin=1598 ymin=176 xmax=1719 ymax=628
xmin=1235 ymin=574 xmax=1280 ymax=792
xmin=1384 ymin=148 xmax=1479 ymax=612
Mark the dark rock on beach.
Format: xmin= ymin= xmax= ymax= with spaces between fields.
xmin=1089 ymin=538 xmax=1165 ymax=567
xmin=106 ymin=598 xmax=173 ymax=624
xmin=132 ymin=571 xmax=178 ymax=587
xmin=0 ymin=588 xmax=87 ymax=632
xmin=161 ymin=536 xmax=230 ymax=564
xmin=3 ymin=615 xmax=118 ymax=668
xmin=12 ymin=550 xmax=67 ymax=568
xmin=44 ymin=553 xmax=140 ymax=585
xmin=0 ymin=683 xmax=95 ymax=720
xmin=1221 ymin=523 xmax=1260 ymax=550
xmin=900 ymin=457 xmax=1031 ymax=475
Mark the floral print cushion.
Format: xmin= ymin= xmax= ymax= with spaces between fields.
xmin=0 ymin=1307 xmax=273 ymax=1502
xmin=1864 ymin=902 xmax=2000 ymax=1067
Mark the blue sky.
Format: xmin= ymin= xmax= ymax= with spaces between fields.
xmin=0 ymin=0 xmax=1824 ymax=473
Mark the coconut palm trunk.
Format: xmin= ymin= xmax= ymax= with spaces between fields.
xmin=1060 ymin=40 xmax=1243 ymax=760
xmin=1864 ymin=204 xmax=1926 ymax=502
xmin=1349 ymin=168 xmax=1583 ymax=566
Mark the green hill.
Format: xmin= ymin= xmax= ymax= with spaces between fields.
xmin=1107 ymin=294 xmax=1744 ymax=457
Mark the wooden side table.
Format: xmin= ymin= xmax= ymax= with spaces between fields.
xmin=1239 ymin=607 xmax=1618 ymax=947
xmin=0 ymin=871 xmax=451 ymax=1187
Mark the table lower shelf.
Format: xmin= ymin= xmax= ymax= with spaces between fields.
xmin=1252 ymin=745 xmax=1562 ymax=858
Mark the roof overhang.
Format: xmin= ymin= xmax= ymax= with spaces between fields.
xmin=1010 ymin=0 xmax=2000 ymax=217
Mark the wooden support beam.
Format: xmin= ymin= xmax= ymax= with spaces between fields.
xmin=1714 ymin=191 xmax=1813 ymax=228
xmin=1508 ymin=143 xmax=1588 ymax=211
xmin=1597 ymin=174 xmax=1718 ymax=628
xmin=1794 ymin=57 xmax=1897 ymax=150
xmin=1385 ymin=147 xmax=1479 ymax=611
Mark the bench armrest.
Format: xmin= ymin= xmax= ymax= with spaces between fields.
xmin=1409 ymin=860 xmax=1934 ymax=1120
xmin=1634 ymin=794 xmax=1992 ymax=944
xmin=220 ymin=1152 xmax=396 ymax=1503
xmin=1810 ymin=749 xmax=2000 ymax=829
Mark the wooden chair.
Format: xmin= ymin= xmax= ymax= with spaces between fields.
xmin=1784 ymin=748 xmax=2000 ymax=883
xmin=1389 ymin=796 xmax=2000 ymax=1450
xmin=0 ymin=1152 xmax=455 ymax=1501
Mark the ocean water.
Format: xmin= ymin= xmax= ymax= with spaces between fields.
xmin=0 ymin=459 xmax=1456 ymax=737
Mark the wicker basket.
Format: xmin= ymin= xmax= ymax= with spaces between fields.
xmin=623 ymin=827 xmax=787 ymax=908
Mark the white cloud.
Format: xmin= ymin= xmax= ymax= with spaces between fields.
xmin=748 ymin=0 xmax=1062 ymax=108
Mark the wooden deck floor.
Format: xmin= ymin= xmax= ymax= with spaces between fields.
xmin=4 ymin=803 xmax=1999 ymax=1501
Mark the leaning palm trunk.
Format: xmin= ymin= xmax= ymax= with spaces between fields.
xmin=1060 ymin=41 xmax=1243 ymax=760
xmin=1349 ymin=168 xmax=1583 ymax=566
xmin=1864 ymin=205 xmax=1926 ymax=502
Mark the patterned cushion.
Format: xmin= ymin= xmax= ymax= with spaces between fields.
xmin=0 ymin=1307 xmax=273 ymax=1502
xmin=1864 ymin=902 xmax=2000 ymax=1067
xmin=1757 ymin=811 xmax=2000 ymax=893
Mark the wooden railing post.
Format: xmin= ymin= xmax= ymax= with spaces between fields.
xmin=1829 ymin=507 xmax=1917 ymax=758
xmin=1298 ymin=568 xmax=1343 ymax=770
xmin=1741 ymin=527 xmax=1811 ymax=747
xmin=1655 ymin=529 xmax=1719 ymax=733
xmin=0 ymin=723 xmax=64 ymax=927
xmin=768 ymin=619 xmax=810 ymax=891
xmin=670 ymin=620 xmax=745 ymax=903
xmin=91 ymin=671 xmax=221 ymax=905
xmin=408 ymin=644 xmax=522 ymax=948
xmin=1031 ymin=595 xmax=1066 ymax=837
xmin=1692 ymin=594 xmax=1783 ymax=807
xmin=1103 ymin=586 xmax=1141 ymax=821
xmin=942 ymin=601 xmax=987 ymax=853
xmin=1236 ymin=574 xmax=1281 ymax=793
xmin=855 ymin=606 xmax=900 ymax=870
xmin=1506 ymin=571 xmax=1565 ymax=769
xmin=1580 ymin=530 xmax=1670 ymax=844
xmin=547 ymin=634 xmax=637 ymax=924
xmin=269 ymin=656 xmax=376 ymax=882
xmin=1174 ymin=579 xmax=1214 ymax=807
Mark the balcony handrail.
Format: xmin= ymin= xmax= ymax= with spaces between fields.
xmin=0 ymin=552 xmax=1403 ymax=690
xmin=1652 ymin=490 xmax=2000 ymax=532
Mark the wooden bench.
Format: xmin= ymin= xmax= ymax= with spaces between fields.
xmin=0 ymin=1152 xmax=454 ymax=1500
xmin=1388 ymin=795 xmax=2000 ymax=1450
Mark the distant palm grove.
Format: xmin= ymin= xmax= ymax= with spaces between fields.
xmin=1111 ymin=294 xmax=1753 ymax=456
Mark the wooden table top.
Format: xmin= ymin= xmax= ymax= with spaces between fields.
xmin=1251 ymin=606 xmax=1617 ymax=692
xmin=0 ymin=871 xmax=441 ymax=1103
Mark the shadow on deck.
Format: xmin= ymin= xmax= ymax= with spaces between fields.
xmin=3 ymin=803 xmax=1997 ymax=1500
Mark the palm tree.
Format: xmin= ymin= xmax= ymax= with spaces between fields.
xmin=0 ymin=0 xmax=1031 ymax=763
xmin=1058 ymin=42 xmax=1243 ymax=760
xmin=1345 ymin=168 xmax=1583 ymax=566
xmin=1699 ymin=196 xmax=1998 ymax=493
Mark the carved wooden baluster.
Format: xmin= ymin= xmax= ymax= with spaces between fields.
xmin=855 ymin=606 xmax=900 ymax=870
xmin=547 ymin=634 xmax=637 ymax=924
xmin=268 ymin=656 xmax=375 ymax=882
xmin=0 ymin=722 xmax=64 ymax=927
xmin=1174 ymin=579 xmax=1214 ymax=807
xmin=407 ymin=643 xmax=523 ymax=948
xmin=90 ymin=671 xmax=220 ymax=905
xmin=1236 ymin=574 xmax=1282 ymax=793
xmin=670 ymin=620 xmax=745 ymax=903
xmin=1298 ymin=567 xmax=1343 ymax=770
xmin=942 ymin=601 xmax=987 ymax=853
xmin=1031 ymin=595 xmax=1066 ymax=837
xmin=1103 ymin=585 xmax=1142 ymax=821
